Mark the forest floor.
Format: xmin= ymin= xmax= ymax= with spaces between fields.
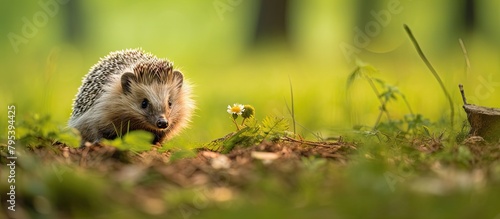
xmin=2 ymin=132 xmax=500 ymax=219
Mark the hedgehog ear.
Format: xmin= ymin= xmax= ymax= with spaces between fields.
xmin=171 ymin=70 xmax=184 ymax=89
xmin=121 ymin=72 xmax=136 ymax=94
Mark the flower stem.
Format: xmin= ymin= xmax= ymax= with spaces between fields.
xmin=232 ymin=117 xmax=240 ymax=131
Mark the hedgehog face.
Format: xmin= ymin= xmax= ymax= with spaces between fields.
xmin=120 ymin=68 xmax=184 ymax=132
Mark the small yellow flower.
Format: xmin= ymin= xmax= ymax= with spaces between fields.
xmin=227 ymin=104 xmax=245 ymax=115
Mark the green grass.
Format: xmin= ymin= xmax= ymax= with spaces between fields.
xmin=1 ymin=108 xmax=500 ymax=219
xmin=2 ymin=40 xmax=500 ymax=218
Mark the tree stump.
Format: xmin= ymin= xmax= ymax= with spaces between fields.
xmin=459 ymin=84 xmax=500 ymax=142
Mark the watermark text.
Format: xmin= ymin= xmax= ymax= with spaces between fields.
xmin=7 ymin=0 xmax=70 ymax=53
xmin=6 ymin=105 xmax=17 ymax=212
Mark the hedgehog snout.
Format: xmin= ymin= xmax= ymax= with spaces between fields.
xmin=156 ymin=117 xmax=168 ymax=129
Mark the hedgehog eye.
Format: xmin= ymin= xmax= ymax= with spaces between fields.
xmin=141 ymin=98 xmax=149 ymax=109
xmin=168 ymin=100 xmax=173 ymax=108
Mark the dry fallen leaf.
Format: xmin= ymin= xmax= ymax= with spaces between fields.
xmin=251 ymin=151 xmax=279 ymax=164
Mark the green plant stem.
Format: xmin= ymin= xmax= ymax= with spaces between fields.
xmin=232 ymin=117 xmax=240 ymax=131
xmin=401 ymin=95 xmax=415 ymax=116
xmin=366 ymin=76 xmax=391 ymax=129
xmin=401 ymin=95 xmax=416 ymax=133
xmin=288 ymin=76 xmax=296 ymax=134
xmin=373 ymin=110 xmax=384 ymax=130
xmin=404 ymin=24 xmax=454 ymax=130
xmin=458 ymin=38 xmax=471 ymax=76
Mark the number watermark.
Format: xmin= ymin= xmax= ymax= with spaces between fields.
xmin=6 ymin=105 xmax=17 ymax=212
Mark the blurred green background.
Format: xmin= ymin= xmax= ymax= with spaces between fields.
xmin=1 ymin=0 xmax=500 ymax=144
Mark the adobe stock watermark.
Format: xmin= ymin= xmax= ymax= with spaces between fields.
xmin=177 ymin=187 xmax=210 ymax=219
xmin=493 ymin=212 xmax=500 ymax=219
xmin=177 ymin=173 xmax=231 ymax=219
xmin=339 ymin=0 xmax=408 ymax=63
xmin=465 ymin=73 xmax=500 ymax=104
xmin=213 ymin=0 xmax=243 ymax=21
xmin=384 ymin=170 xmax=410 ymax=192
xmin=7 ymin=0 xmax=70 ymax=54
xmin=6 ymin=105 xmax=17 ymax=212
xmin=51 ymin=163 xmax=70 ymax=182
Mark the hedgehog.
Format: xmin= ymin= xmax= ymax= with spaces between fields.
xmin=68 ymin=49 xmax=194 ymax=147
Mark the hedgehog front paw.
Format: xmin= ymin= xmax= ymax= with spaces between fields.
xmin=152 ymin=132 xmax=167 ymax=145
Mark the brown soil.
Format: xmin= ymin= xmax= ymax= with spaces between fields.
xmin=28 ymin=138 xmax=356 ymax=187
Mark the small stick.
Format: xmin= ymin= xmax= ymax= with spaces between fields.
xmin=283 ymin=136 xmax=341 ymax=148
xmin=458 ymin=84 xmax=468 ymax=105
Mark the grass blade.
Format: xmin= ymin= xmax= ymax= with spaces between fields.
xmin=404 ymin=24 xmax=454 ymax=130
xmin=288 ymin=76 xmax=296 ymax=134
xmin=459 ymin=38 xmax=471 ymax=76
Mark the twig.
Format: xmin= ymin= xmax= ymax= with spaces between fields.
xmin=458 ymin=84 xmax=468 ymax=105
xmin=404 ymin=24 xmax=454 ymax=130
xmin=283 ymin=136 xmax=341 ymax=148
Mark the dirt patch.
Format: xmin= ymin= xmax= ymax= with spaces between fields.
xmin=27 ymin=138 xmax=355 ymax=187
